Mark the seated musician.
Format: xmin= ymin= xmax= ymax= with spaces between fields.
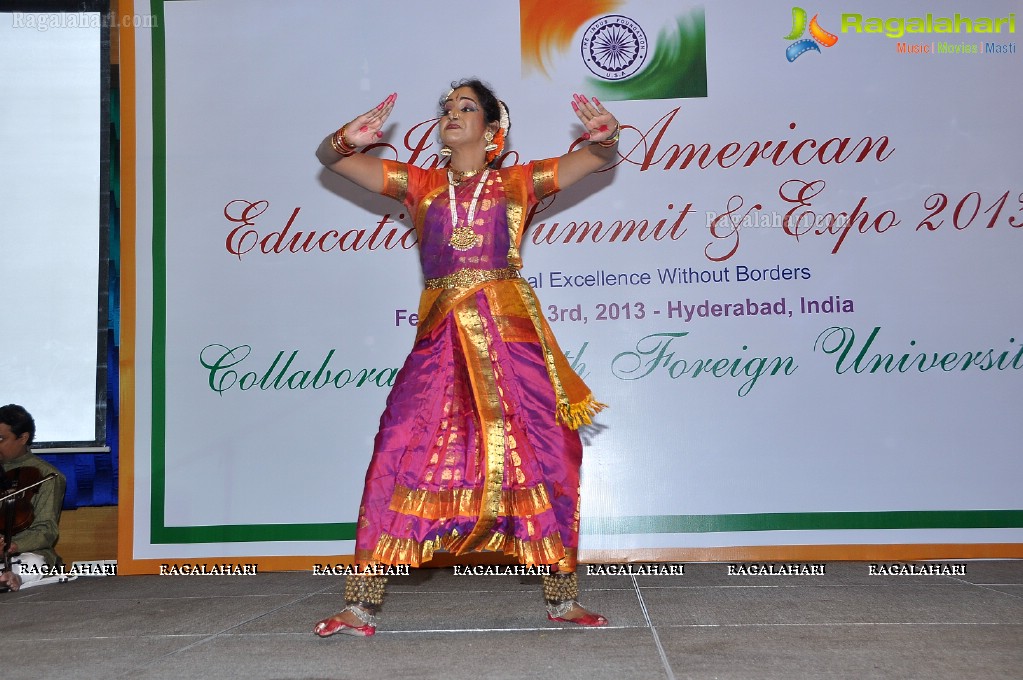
xmin=0 ymin=404 xmax=67 ymax=591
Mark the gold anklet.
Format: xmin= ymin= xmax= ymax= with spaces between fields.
xmin=542 ymin=571 xmax=579 ymax=603
xmin=343 ymin=574 xmax=388 ymax=606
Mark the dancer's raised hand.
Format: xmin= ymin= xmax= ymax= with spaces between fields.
xmin=570 ymin=93 xmax=619 ymax=144
xmin=341 ymin=92 xmax=397 ymax=147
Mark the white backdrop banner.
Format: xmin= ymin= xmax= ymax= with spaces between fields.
xmin=123 ymin=0 xmax=1022 ymax=568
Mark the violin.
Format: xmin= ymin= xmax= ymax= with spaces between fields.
xmin=2 ymin=466 xmax=43 ymax=534
xmin=1 ymin=465 xmax=56 ymax=591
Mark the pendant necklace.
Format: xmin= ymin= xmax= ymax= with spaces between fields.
xmin=447 ymin=168 xmax=490 ymax=251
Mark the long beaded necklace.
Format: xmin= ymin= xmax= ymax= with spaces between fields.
xmin=447 ymin=168 xmax=490 ymax=251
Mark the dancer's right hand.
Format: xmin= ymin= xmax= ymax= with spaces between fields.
xmin=341 ymin=93 xmax=397 ymax=147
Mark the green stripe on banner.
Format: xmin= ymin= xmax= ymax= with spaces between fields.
xmin=146 ymin=1 xmax=355 ymax=545
xmin=146 ymin=510 xmax=1023 ymax=545
xmin=156 ymin=523 xmax=358 ymax=544
xmin=146 ymin=3 xmax=1023 ymax=546
xmin=151 ymin=0 xmax=168 ymax=542
xmin=582 ymin=510 xmax=1023 ymax=535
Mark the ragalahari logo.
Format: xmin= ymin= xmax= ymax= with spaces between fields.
xmin=784 ymin=7 xmax=839 ymax=61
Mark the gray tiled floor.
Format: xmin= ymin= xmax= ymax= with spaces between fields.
xmin=2 ymin=561 xmax=1021 ymax=679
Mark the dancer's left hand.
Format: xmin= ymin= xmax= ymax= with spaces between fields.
xmin=571 ymin=93 xmax=620 ymax=143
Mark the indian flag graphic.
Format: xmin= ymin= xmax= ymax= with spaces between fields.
xmin=521 ymin=0 xmax=707 ymax=100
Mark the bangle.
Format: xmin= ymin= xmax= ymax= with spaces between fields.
xmin=594 ymin=123 xmax=620 ymax=148
xmin=330 ymin=125 xmax=357 ymax=157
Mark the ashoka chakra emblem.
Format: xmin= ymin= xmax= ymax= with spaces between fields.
xmin=580 ymin=15 xmax=649 ymax=80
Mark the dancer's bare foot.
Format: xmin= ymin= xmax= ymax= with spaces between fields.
xmin=547 ymin=601 xmax=609 ymax=627
xmin=313 ymin=606 xmax=377 ymax=637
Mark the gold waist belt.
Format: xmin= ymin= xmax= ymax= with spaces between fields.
xmin=425 ymin=267 xmax=521 ymax=290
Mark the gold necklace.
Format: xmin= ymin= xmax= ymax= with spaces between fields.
xmin=448 ymin=166 xmax=487 ymax=185
xmin=447 ymin=169 xmax=489 ymax=251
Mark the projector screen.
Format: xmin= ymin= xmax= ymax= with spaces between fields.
xmin=0 ymin=8 xmax=107 ymax=446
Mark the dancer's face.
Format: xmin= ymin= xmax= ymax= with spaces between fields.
xmin=440 ymin=87 xmax=492 ymax=147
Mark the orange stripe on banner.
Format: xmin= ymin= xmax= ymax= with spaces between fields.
xmin=116 ymin=0 xmax=140 ymax=574
xmin=580 ymin=543 xmax=1023 ymax=563
xmin=520 ymin=0 xmax=622 ymax=76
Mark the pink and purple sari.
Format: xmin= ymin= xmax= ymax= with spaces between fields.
xmin=352 ymin=159 xmax=603 ymax=572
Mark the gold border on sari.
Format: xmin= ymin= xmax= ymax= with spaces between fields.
xmin=515 ymin=280 xmax=595 ymax=428
xmin=502 ymin=167 xmax=527 ymax=269
xmin=381 ymin=160 xmax=409 ymax=203
xmin=416 ymin=184 xmax=447 ymax=238
xmin=451 ymin=297 xmax=506 ymax=553
xmin=388 ymin=483 xmax=553 ymax=521
xmin=531 ymin=158 xmax=559 ymax=201
xmin=371 ymin=531 xmax=570 ymax=568
xmin=425 ymin=266 xmax=520 ymax=290
xmin=416 ymin=287 xmax=476 ymax=339
xmin=416 ymin=279 xmax=605 ymax=428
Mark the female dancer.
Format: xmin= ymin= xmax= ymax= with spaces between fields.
xmin=313 ymin=79 xmax=620 ymax=636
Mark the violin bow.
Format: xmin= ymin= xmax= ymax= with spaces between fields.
xmin=0 ymin=463 xmax=13 ymax=590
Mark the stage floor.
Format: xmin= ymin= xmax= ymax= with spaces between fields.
xmin=3 ymin=560 xmax=1021 ymax=679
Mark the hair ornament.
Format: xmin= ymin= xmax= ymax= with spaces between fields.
xmin=486 ymin=100 xmax=511 ymax=164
